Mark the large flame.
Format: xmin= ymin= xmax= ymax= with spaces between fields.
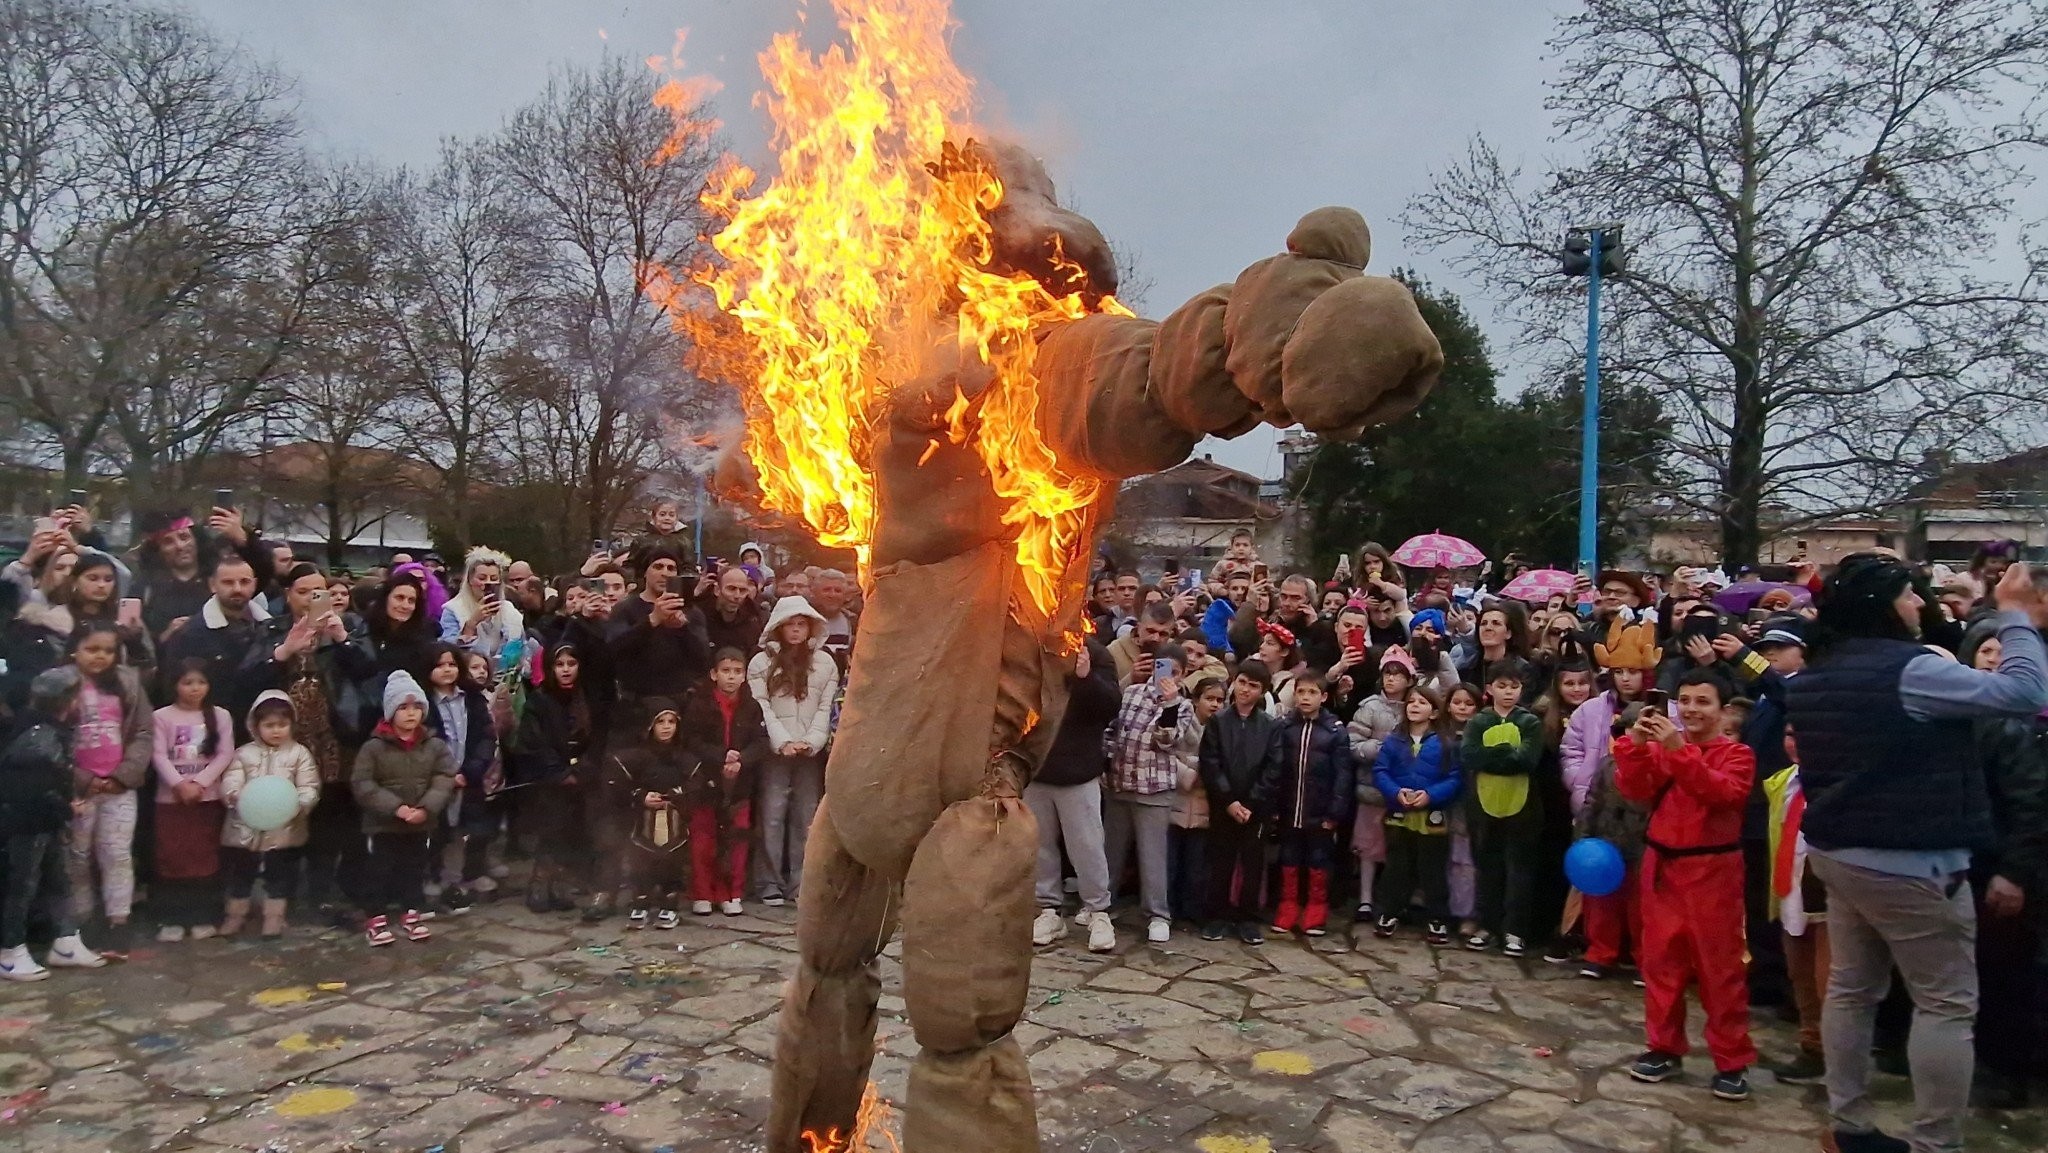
xmin=800 ymin=1080 xmax=900 ymax=1153
xmin=662 ymin=0 xmax=1127 ymax=620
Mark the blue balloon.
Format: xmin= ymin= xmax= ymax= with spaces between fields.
xmin=1565 ymin=837 xmax=1627 ymax=898
xmin=237 ymin=775 xmax=301 ymax=833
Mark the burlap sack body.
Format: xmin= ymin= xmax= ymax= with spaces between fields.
xmin=904 ymin=1037 xmax=1039 ymax=1153
xmin=1149 ymin=284 xmax=1260 ymax=438
xmin=768 ymin=962 xmax=884 ymax=1152
xmin=797 ymin=797 xmax=901 ymax=974
xmin=1033 ymin=314 xmax=1198 ymax=480
xmin=901 ymin=796 xmax=1036 ymax=1054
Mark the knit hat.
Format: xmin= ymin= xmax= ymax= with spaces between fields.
xmin=382 ymin=670 xmax=427 ymax=719
xmin=1593 ymin=617 xmax=1662 ymax=671
xmin=1816 ymin=552 xmax=1917 ymax=641
xmin=1377 ymin=644 xmax=1418 ymax=677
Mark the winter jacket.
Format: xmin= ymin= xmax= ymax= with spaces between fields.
xmin=1347 ymin=694 xmax=1404 ymax=790
xmin=1461 ymin=706 xmax=1543 ymax=819
xmin=351 ymin=721 xmax=457 ymax=835
xmin=1201 ymin=597 xmax=1239 ymax=656
xmin=158 ymin=597 xmax=273 ymax=731
xmin=1108 ymin=682 xmax=1181 ymax=797
xmin=1973 ymin=714 xmax=2048 ymax=901
xmin=0 ymin=602 xmax=71 ymax=720
xmin=219 ymin=690 xmax=322 ymax=851
xmin=239 ymin=612 xmax=365 ymax=744
xmin=1255 ymin=709 xmax=1356 ymax=831
xmin=1036 ymin=641 xmax=1119 ymax=787
xmin=1614 ymin=733 xmax=1755 ymax=854
xmin=747 ymin=598 xmax=839 ymax=753
xmin=604 ymin=707 xmax=696 ymax=852
xmin=38 ymin=665 xmax=153 ymax=793
xmin=614 ymin=594 xmax=712 ymax=701
xmin=426 ymin=687 xmax=496 ymax=793
xmin=1105 ymin=633 xmax=1147 ymax=687
xmin=0 ymin=712 xmax=76 ymax=837
xmin=1168 ymin=710 xmax=1209 ymax=829
xmin=680 ymin=683 xmax=773 ymax=802
xmin=512 ymin=687 xmax=609 ymax=787
xmin=1561 ymin=691 xmax=1675 ymax=817
xmin=702 ymin=598 xmax=768 ymax=660
xmin=1198 ymin=703 xmax=1277 ymax=815
xmin=1373 ymin=730 xmax=1462 ymax=821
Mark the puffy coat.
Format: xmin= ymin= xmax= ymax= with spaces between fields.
xmin=1614 ymin=733 xmax=1755 ymax=852
xmin=1973 ymin=714 xmax=2048 ymax=901
xmin=0 ymin=711 xmax=75 ymax=837
xmin=1256 ymin=709 xmax=1356 ymax=831
xmin=1373 ymin=730 xmax=1462 ymax=816
xmin=1169 ymin=710 xmax=1209 ymax=829
xmin=1347 ymin=693 xmax=1404 ymax=794
xmin=747 ymin=597 xmax=839 ymax=753
xmin=220 ymin=690 xmax=322 ymax=851
xmin=1198 ymin=704 xmax=1277 ymax=816
xmin=351 ymin=721 xmax=459 ymax=835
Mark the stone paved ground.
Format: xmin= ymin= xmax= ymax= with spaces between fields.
xmin=2 ymin=899 xmax=2042 ymax=1153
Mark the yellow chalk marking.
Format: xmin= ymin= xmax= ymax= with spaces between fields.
xmin=276 ymin=1032 xmax=343 ymax=1053
xmin=274 ymin=1087 xmax=356 ymax=1117
xmin=1251 ymin=1049 xmax=1316 ymax=1076
xmin=316 ymin=982 xmax=347 ymax=992
xmin=251 ymin=986 xmax=313 ymax=1007
xmin=1197 ymin=1138 xmax=1274 ymax=1153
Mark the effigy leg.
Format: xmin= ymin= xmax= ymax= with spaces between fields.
xmin=900 ymin=790 xmax=1040 ymax=1153
xmin=766 ymin=797 xmax=900 ymax=1152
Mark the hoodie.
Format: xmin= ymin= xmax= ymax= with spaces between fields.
xmin=219 ymin=690 xmax=322 ymax=851
xmin=604 ymin=700 xmax=694 ymax=852
xmin=747 ymin=596 xmax=840 ymax=754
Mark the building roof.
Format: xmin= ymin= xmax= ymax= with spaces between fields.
xmin=1908 ymin=445 xmax=2048 ymax=508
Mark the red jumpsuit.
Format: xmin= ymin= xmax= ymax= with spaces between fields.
xmin=1614 ymin=733 xmax=1758 ymax=1072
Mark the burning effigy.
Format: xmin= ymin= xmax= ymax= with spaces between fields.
xmin=658 ymin=2 xmax=1443 ymax=1149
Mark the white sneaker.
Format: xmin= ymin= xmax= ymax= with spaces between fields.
xmin=470 ymin=875 xmax=499 ymax=895
xmin=423 ymin=880 xmax=444 ymax=901
xmin=1031 ymin=908 xmax=1064 ymax=946
xmin=720 ymin=899 xmax=744 ymax=916
xmin=1147 ymin=917 xmax=1170 ymax=944
xmin=188 ymin=924 xmax=218 ymax=941
xmin=761 ymin=896 xmax=785 ymax=908
xmin=1086 ymin=912 xmax=1116 ymax=954
xmin=0 ymin=945 xmax=48 ymax=982
xmin=155 ymin=925 xmax=187 ymax=943
xmin=691 ymin=900 xmax=715 ymax=916
xmin=46 ymin=935 xmax=106 ymax=969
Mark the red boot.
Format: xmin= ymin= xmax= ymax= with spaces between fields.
xmin=1271 ymin=867 xmax=1301 ymax=934
xmin=1302 ymin=868 xmax=1331 ymax=937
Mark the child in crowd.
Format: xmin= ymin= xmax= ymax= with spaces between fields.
xmin=1167 ymin=678 xmax=1225 ymax=929
xmin=61 ymin=621 xmax=153 ymax=956
xmin=749 ymin=597 xmax=839 ymax=907
xmin=606 ymin=699 xmax=693 ymax=929
xmin=1762 ymin=725 xmax=1828 ymax=1087
xmin=1347 ymin=644 xmax=1417 ymax=922
xmin=1462 ymin=658 xmax=1545 ymax=957
xmin=150 ymin=659 xmax=234 ymax=941
xmin=1257 ymin=673 xmax=1355 ymax=937
xmin=1534 ymin=655 xmax=1597 ymax=961
xmin=0 ymin=671 xmax=108 ymax=980
xmin=1444 ymin=682 xmax=1483 ymax=933
xmin=1617 ymin=669 xmax=1757 ymax=1102
xmin=1565 ymin=618 xmax=1665 ymax=979
xmin=350 ymin=670 xmax=457 ymax=946
xmin=685 ymin=648 xmax=771 ymax=915
xmin=514 ymin=643 xmax=609 ymax=914
xmin=1197 ymin=662 xmax=1276 ymax=944
xmin=422 ymin=643 xmax=497 ymax=910
xmin=1373 ymin=685 xmax=1461 ymax=943
xmin=1107 ymin=642 xmax=1187 ymax=944
xmin=219 ymin=691 xmax=321 ymax=937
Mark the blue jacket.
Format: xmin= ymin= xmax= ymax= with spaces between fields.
xmin=1373 ymin=730 xmax=1462 ymax=814
xmin=1201 ymin=597 xmax=1239 ymax=657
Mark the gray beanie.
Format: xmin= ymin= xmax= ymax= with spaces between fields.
xmin=382 ymin=670 xmax=427 ymax=720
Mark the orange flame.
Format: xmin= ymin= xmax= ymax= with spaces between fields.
xmin=801 ymin=1080 xmax=901 ymax=1152
xmin=657 ymin=0 xmax=1127 ymax=620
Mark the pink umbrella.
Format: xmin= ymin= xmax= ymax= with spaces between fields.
xmin=1500 ymin=568 xmax=1578 ymax=603
xmin=1390 ymin=532 xmax=1486 ymax=570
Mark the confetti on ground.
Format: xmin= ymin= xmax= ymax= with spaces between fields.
xmin=276 ymin=1032 xmax=344 ymax=1054
xmin=274 ymin=1087 xmax=357 ymax=1118
xmin=1196 ymin=1137 xmax=1275 ymax=1153
xmin=1251 ymin=1050 xmax=1316 ymax=1076
xmin=1534 ymin=1046 xmax=1555 ymax=1058
xmin=1044 ymin=992 xmax=1063 ymax=1005
xmin=251 ymin=986 xmax=314 ymax=1008
xmin=602 ymin=1101 xmax=628 ymax=1115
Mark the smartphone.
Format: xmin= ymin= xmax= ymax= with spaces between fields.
xmin=1151 ymin=655 xmax=1180 ymax=686
xmin=308 ymin=588 xmax=332 ymax=620
xmin=580 ymin=577 xmax=608 ymax=594
xmin=1682 ymin=614 xmax=1720 ymax=644
xmin=213 ymin=488 xmax=234 ymax=509
xmin=118 ymin=598 xmax=143 ymax=628
xmin=67 ymin=488 xmax=87 ymax=508
xmin=1644 ymin=689 xmax=1669 ymax=713
xmin=480 ymin=581 xmax=501 ymax=604
xmin=1180 ymin=567 xmax=1200 ymax=592
xmin=1252 ymin=562 xmax=1269 ymax=584
xmin=1342 ymin=624 xmax=1366 ymax=654
xmin=590 ymin=539 xmax=608 ymax=555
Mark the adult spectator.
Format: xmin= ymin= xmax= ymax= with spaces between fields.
xmin=1 ymin=552 xmax=82 ymax=717
xmin=261 ymin=542 xmax=298 ymax=615
xmin=1580 ymin=568 xmax=1652 ymax=634
xmin=158 ymin=554 xmax=272 ymax=727
xmin=440 ymin=548 xmax=524 ymax=663
xmin=1025 ymin=638 xmax=1120 ymax=953
xmin=1107 ymin=604 xmax=1177 ymax=687
xmin=239 ymin=564 xmax=357 ymax=776
xmin=346 ymin=572 xmax=441 ymax=717
xmin=64 ymin=550 xmax=151 ymax=675
xmin=1787 ymin=554 xmax=2048 ymax=1153
xmin=703 ymin=565 xmax=768 ymax=658
xmin=130 ymin=505 xmax=274 ymax=645
xmin=778 ymin=567 xmax=812 ymax=605
xmin=1359 ymin=580 xmax=1414 ymax=650
xmin=809 ymin=569 xmax=859 ymax=672
xmin=1109 ymin=570 xmax=1144 ymax=636
xmin=1456 ymin=601 xmax=1535 ymax=695
xmin=1968 ymin=540 xmax=2018 ymax=591
xmin=611 ymin=546 xmax=711 ymax=718
xmin=506 ymin=560 xmax=551 ymax=629
xmin=1087 ymin=574 xmax=1119 ymax=639
xmin=1273 ymin=575 xmax=1338 ymax=672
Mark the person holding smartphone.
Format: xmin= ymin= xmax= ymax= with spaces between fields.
xmin=439 ymin=547 xmax=524 ymax=664
xmin=1105 ymin=642 xmax=1189 ymax=944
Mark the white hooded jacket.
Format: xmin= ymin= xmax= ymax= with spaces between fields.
xmin=747 ymin=596 xmax=839 ymax=753
xmin=219 ymin=689 xmax=323 ymax=852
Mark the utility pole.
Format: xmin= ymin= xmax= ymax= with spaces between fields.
xmin=1561 ymin=224 xmax=1624 ymax=575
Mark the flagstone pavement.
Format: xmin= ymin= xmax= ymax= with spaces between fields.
xmin=1 ymin=899 xmax=2041 ymax=1153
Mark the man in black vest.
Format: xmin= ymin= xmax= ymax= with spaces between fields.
xmin=1786 ymin=553 xmax=2047 ymax=1153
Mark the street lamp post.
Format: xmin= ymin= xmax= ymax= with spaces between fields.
xmin=1561 ymin=224 xmax=1624 ymax=575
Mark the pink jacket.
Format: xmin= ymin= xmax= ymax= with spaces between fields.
xmin=152 ymin=705 xmax=236 ymax=802
xmin=1560 ymin=691 xmax=1677 ymax=818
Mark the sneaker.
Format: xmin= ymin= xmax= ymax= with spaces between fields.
xmin=1032 ymin=908 xmax=1065 ymax=946
xmin=720 ymin=899 xmax=744 ymax=916
xmin=1829 ymin=1130 xmax=1911 ymax=1153
xmin=423 ymin=879 xmax=444 ymax=901
xmin=1768 ymin=1050 xmax=1827 ymax=1086
xmin=443 ymin=887 xmax=473 ymax=915
xmin=1425 ymin=920 xmax=1452 ymax=946
xmin=1503 ymin=934 xmax=1527 ymax=958
xmin=1374 ymin=914 xmax=1399 ymax=938
xmin=1146 ymin=917 xmax=1170 ymax=945
xmin=691 ymin=899 xmax=714 ymax=916
xmin=188 ymin=924 xmax=218 ymax=941
xmin=1354 ymin=901 xmax=1374 ymax=921
xmin=365 ymin=915 xmax=396 ymax=947
xmin=626 ymin=907 xmax=650 ymax=930
xmin=1578 ymin=961 xmax=1610 ymax=981
xmin=1632 ymin=974 xmax=1648 ymax=989
xmin=580 ymin=901 xmax=610 ymax=924
xmin=655 ymin=910 xmax=680 ymax=930
xmin=47 ymin=934 xmax=106 ymax=968
xmin=1711 ymin=1067 xmax=1751 ymax=1101
xmin=1628 ymin=1051 xmax=1683 ymax=1083
xmin=1542 ymin=940 xmax=1575 ymax=964
xmin=1236 ymin=921 xmax=1265 ymax=946
xmin=488 ymin=862 xmax=511 ymax=880
xmin=761 ymin=895 xmax=786 ymax=908
xmin=1086 ymin=912 xmax=1116 ymax=953
xmin=469 ymin=875 xmax=499 ymax=896
xmin=1200 ymin=922 xmax=1226 ymax=941
xmin=1464 ymin=930 xmax=1494 ymax=952
xmin=399 ymin=910 xmax=432 ymax=942
xmin=156 ymin=925 xmax=187 ymax=943
xmin=0 ymin=945 xmax=48 ymax=982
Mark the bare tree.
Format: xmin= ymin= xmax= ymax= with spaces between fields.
xmin=493 ymin=56 xmax=723 ymax=547
xmin=1403 ymin=0 xmax=2048 ymax=563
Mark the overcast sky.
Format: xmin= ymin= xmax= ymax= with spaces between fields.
xmin=180 ymin=0 xmax=1576 ymax=478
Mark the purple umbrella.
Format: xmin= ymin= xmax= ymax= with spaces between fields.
xmin=1711 ymin=582 xmax=1805 ymax=615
